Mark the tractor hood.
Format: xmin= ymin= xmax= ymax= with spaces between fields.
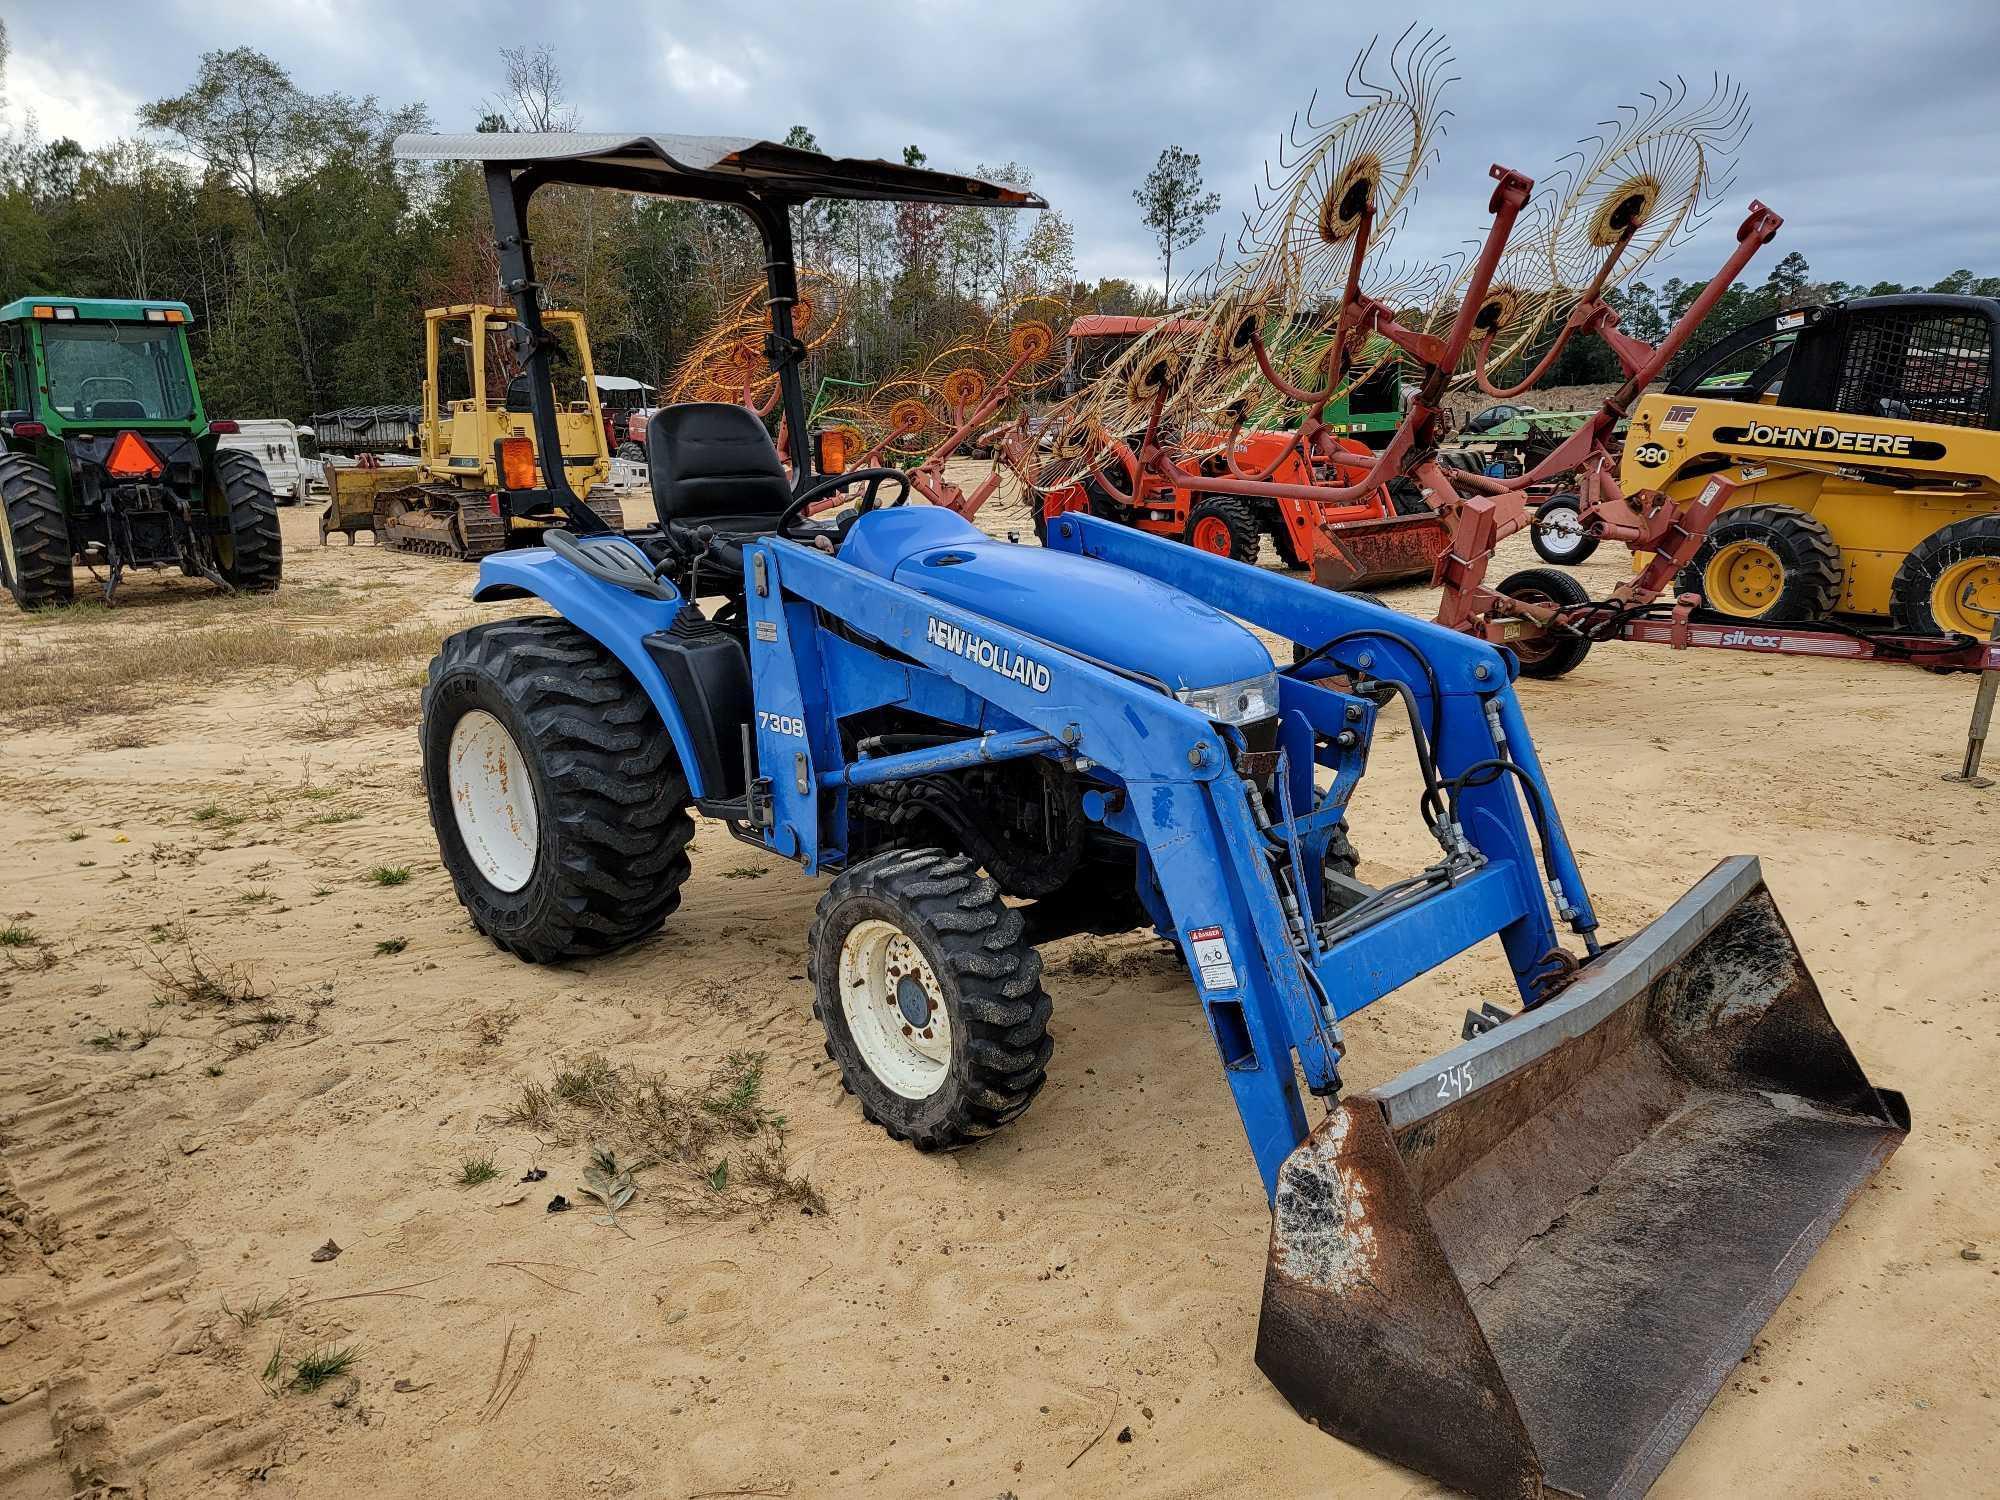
xmin=839 ymin=508 xmax=1273 ymax=694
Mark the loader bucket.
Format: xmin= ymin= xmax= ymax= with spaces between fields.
xmin=1310 ymin=512 xmax=1450 ymax=591
xmin=1256 ymin=857 xmax=1907 ymax=1500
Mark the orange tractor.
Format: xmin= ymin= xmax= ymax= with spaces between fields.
xmin=1032 ymin=315 xmax=1445 ymax=585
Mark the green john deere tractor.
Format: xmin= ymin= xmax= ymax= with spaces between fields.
xmin=0 ymin=297 xmax=282 ymax=608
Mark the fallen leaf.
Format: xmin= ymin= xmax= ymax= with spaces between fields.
xmin=393 ymin=1378 xmax=430 ymax=1393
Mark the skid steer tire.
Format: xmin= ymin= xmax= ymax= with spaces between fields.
xmin=1889 ymin=514 xmax=2000 ymax=638
xmin=1184 ymin=495 xmax=1262 ymax=563
xmin=808 ymin=847 xmax=1052 ymax=1152
xmin=1496 ymin=567 xmax=1593 ymax=680
xmin=1677 ymin=503 xmax=1842 ymax=622
xmin=210 ymin=449 xmax=284 ymax=592
xmin=0 ymin=454 xmax=74 ymax=610
xmin=1530 ymin=493 xmax=1599 ymax=565
xmin=421 ymin=616 xmax=694 ymax=963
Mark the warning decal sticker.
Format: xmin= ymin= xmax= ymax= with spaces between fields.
xmin=1187 ymin=925 xmax=1238 ymax=991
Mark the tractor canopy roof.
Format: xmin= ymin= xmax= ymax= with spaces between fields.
xmin=0 ymin=296 xmax=195 ymax=325
xmin=393 ymin=131 xmax=1046 ymax=209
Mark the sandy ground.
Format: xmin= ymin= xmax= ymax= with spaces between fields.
xmin=1 ymin=463 xmax=1995 ymax=1500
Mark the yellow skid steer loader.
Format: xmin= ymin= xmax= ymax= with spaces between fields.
xmin=1621 ymin=294 xmax=2000 ymax=636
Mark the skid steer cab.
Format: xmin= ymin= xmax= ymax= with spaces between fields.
xmin=400 ymin=129 xmax=1908 ymax=1500
xmin=0 ymin=297 xmax=282 ymax=608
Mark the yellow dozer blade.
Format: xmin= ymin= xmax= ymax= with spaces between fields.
xmin=1257 ymin=857 xmax=1907 ymax=1499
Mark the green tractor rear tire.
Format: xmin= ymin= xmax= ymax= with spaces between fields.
xmin=210 ymin=449 xmax=283 ymax=592
xmin=0 ymin=453 xmax=75 ymax=610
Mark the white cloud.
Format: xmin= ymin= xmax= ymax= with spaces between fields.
xmin=4 ymin=41 xmax=143 ymax=148
xmin=660 ymin=40 xmax=752 ymax=100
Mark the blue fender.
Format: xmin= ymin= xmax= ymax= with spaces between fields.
xmin=470 ymin=545 xmax=717 ymax=799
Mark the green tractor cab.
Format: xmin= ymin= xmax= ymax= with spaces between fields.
xmin=0 ymin=297 xmax=281 ymax=608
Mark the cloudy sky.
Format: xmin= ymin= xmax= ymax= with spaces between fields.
xmin=7 ymin=0 xmax=1999 ymax=293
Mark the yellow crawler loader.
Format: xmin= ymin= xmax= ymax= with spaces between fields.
xmin=321 ymin=304 xmax=622 ymax=560
xmin=1620 ymin=294 xmax=2000 ymax=637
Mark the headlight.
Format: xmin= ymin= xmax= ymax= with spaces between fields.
xmin=1176 ymin=671 xmax=1280 ymax=725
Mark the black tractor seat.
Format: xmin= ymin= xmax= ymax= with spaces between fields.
xmin=645 ymin=401 xmax=911 ymax=580
xmin=646 ymin=401 xmax=796 ymax=540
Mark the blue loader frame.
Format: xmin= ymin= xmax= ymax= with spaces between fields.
xmin=471 ymin=509 xmax=1598 ymax=1199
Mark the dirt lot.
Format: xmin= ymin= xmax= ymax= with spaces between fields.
xmin=1 ymin=467 xmax=1995 ymax=1499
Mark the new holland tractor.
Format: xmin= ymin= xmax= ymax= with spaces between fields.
xmin=402 ymin=130 xmax=1908 ymax=1499
xmin=0 ymin=297 xmax=281 ymax=608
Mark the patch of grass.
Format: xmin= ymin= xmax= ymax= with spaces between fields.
xmin=373 ymin=936 xmax=407 ymax=955
xmin=0 ymin=613 xmax=436 ymax=723
xmin=367 ymin=866 xmax=411 ymax=887
xmin=190 ymin=802 xmax=245 ymax=830
xmin=145 ymin=945 xmax=266 ymax=1009
xmin=295 ymin=667 xmax=424 ymax=742
xmin=470 ymin=1009 xmax=516 ymax=1047
xmin=553 ymin=1053 xmax=618 ymax=1106
xmin=501 ymin=1050 xmax=820 ymax=1220
xmin=0 ymin=924 xmax=37 ymax=947
xmin=308 ymin=809 xmax=361 ymax=826
xmin=238 ymin=888 xmax=272 ymax=905
xmin=205 ymin=1064 xmax=225 ymax=1077
xmin=223 ymin=1292 xmax=290 ymax=1329
xmin=719 ymin=865 xmax=769 ymax=880
xmin=501 ymin=1080 xmax=558 ymax=1132
xmin=457 ymin=1154 xmax=500 ymax=1186
xmin=88 ymin=1029 xmax=131 ymax=1050
xmin=267 ymin=1342 xmax=359 ymax=1395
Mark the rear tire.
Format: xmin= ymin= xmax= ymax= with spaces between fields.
xmin=615 ymin=441 xmax=645 ymax=463
xmin=0 ymin=454 xmax=73 ymax=609
xmin=210 ymin=449 xmax=283 ymax=592
xmin=809 ymin=847 xmax=1051 ymax=1151
xmin=1184 ymin=494 xmax=1261 ymax=563
xmin=1677 ymin=503 xmax=1842 ymax=622
xmin=1530 ymin=493 xmax=1599 ymax=565
xmin=1889 ymin=515 xmax=2000 ymax=637
xmin=421 ymin=616 xmax=694 ymax=962
xmin=1496 ymin=566 xmax=1593 ymax=679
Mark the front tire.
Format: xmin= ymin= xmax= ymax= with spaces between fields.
xmin=210 ymin=449 xmax=283 ymax=592
xmin=808 ymin=848 xmax=1051 ymax=1151
xmin=421 ymin=617 xmax=694 ymax=962
xmin=1678 ymin=503 xmax=1841 ymax=622
xmin=1184 ymin=494 xmax=1261 ymax=563
xmin=0 ymin=454 xmax=74 ymax=609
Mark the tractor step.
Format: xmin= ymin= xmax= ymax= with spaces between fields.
xmin=1256 ymin=857 xmax=1906 ymax=1499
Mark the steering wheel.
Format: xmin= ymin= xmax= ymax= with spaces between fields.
xmin=774 ymin=467 xmax=911 ymax=541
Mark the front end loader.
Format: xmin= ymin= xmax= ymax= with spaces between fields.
xmin=320 ymin=304 xmax=622 ymax=560
xmin=0 ymin=297 xmax=281 ymax=608
xmin=399 ymin=128 xmax=1908 ymax=1499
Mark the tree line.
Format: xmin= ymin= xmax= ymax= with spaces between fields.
xmin=0 ymin=36 xmax=1111 ymax=420
xmin=2 ymin=27 xmax=1992 ymax=420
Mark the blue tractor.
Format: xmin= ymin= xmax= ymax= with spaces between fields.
xmin=398 ymin=131 xmax=1909 ymax=1500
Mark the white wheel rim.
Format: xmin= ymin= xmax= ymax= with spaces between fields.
xmin=1540 ymin=506 xmax=1586 ymax=558
xmin=837 ymin=918 xmax=952 ymax=1100
xmin=447 ymin=709 xmax=540 ymax=893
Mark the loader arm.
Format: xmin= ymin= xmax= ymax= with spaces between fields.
xmin=752 ymin=516 xmax=1588 ymax=1197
